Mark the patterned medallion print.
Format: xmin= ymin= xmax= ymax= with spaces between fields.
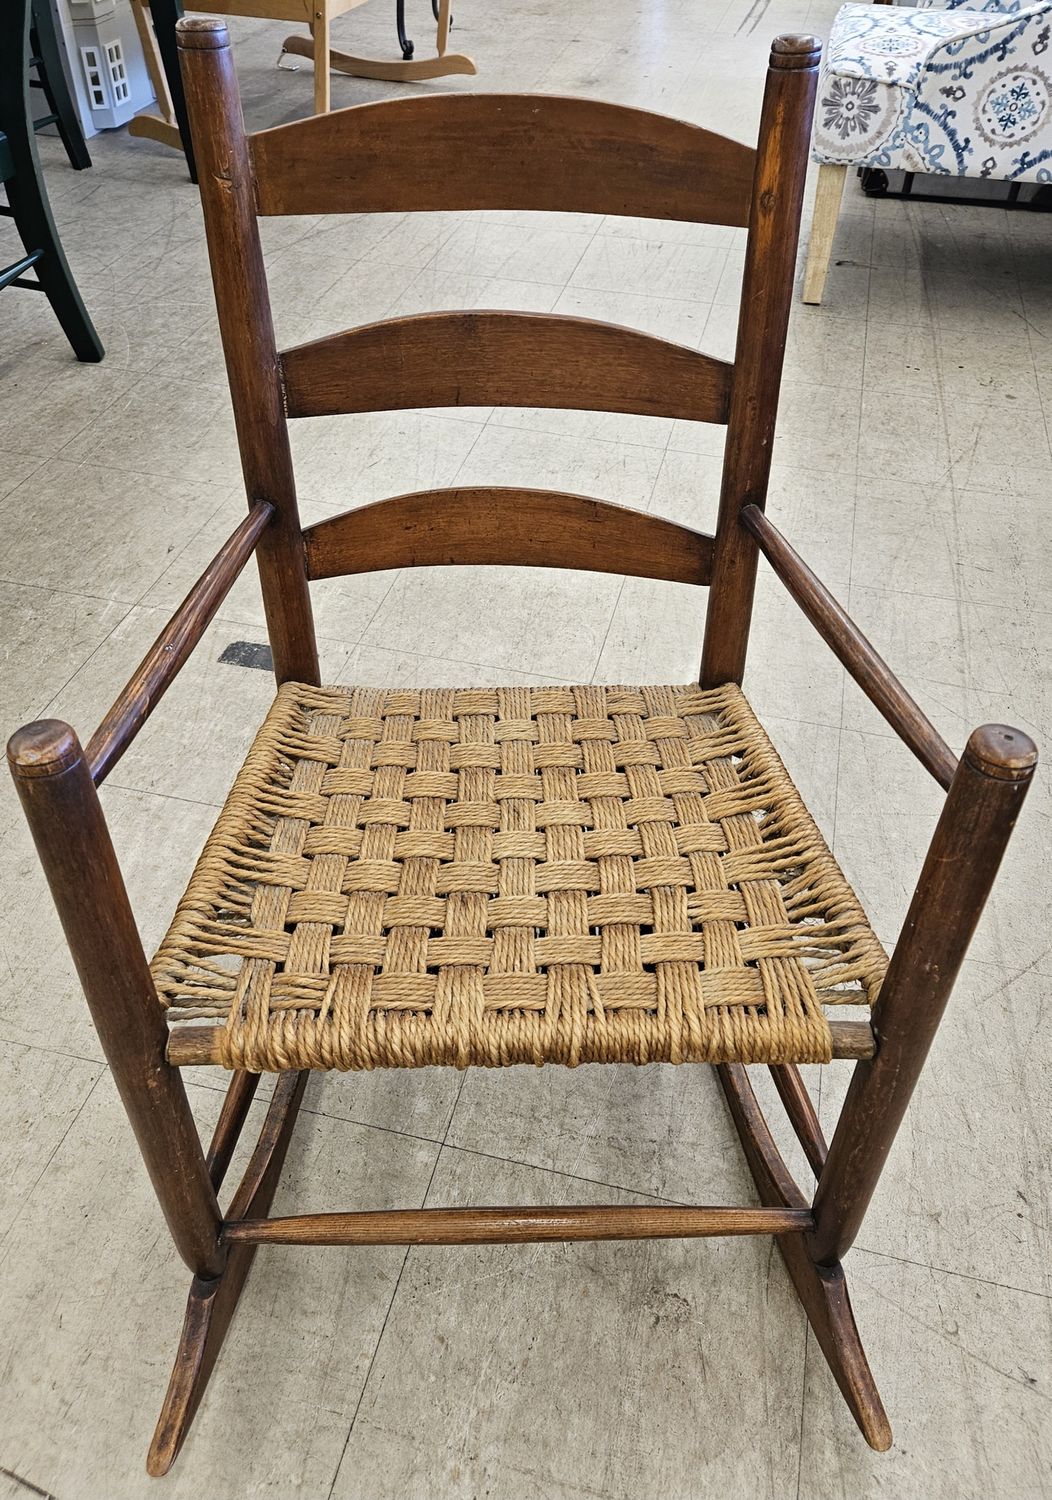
xmin=812 ymin=1 xmax=1052 ymax=183
xmin=820 ymin=76 xmax=882 ymax=140
xmin=813 ymin=74 xmax=902 ymax=162
xmin=976 ymin=65 xmax=1052 ymax=143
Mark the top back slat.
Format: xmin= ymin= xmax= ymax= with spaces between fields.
xmin=250 ymin=93 xmax=756 ymax=226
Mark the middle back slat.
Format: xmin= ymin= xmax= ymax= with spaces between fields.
xmin=280 ymin=312 xmax=734 ymax=423
xmin=251 ymin=93 xmax=757 ymax=225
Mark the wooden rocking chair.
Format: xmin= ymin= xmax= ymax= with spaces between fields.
xmin=8 ymin=18 xmax=1037 ymax=1476
xmin=129 ymin=0 xmax=475 ymax=177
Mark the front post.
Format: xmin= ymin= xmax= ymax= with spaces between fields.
xmin=811 ymin=724 xmax=1037 ymax=1266
xmin=9 ymin=720 xmax=225 ymax=1277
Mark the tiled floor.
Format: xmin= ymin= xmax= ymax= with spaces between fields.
xmin=2 ymin=1 xmax=1051 ymax=1496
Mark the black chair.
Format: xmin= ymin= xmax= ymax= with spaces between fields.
xmin=30 ymin=0 xmax=92 ymax=172
xmin=0 ymin=0 xmax=103 ymax=361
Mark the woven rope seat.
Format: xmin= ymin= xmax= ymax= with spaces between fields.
xmin=154 ymin=681 xmax=888 ymax=1073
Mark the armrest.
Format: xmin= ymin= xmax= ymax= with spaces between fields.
xmin=741 ymin=505 xmax=958 ymax=789
xmin=85 ymin=501 xmax=275 ymax=785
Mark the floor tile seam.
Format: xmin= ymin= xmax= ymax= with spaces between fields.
xmin=967 ymin=950 xmax=1052 ymax=987
xmin=0 ymin=1069 xmax=104 ymax=1262
xmin=346 ymin=407 xmax=471 ymax=646
xmin=10 ymin=434 xmax=245 ymax=494
xmin=560 ymin=266 xmax=736 ymax=304
xmin=393 ymin=252 xmax=568 ymax=309
xmin=42 ymin=446 xmax=246 ymax=491
xmin=0 ymin=445 xmax=45 ymax=471
xmin=99 ymin=779 xmax=224 ymax=811
xmin=42 ymin=381 xmax=175 ymax=465
xmin=405 ymin=253 xmax=587 ymax=295
xmin=332 ymin=570 xmax=405 ymax=660
xmin=248 ymin=1095 xmax=690 ymax=1208
xmin=303 ymin=411 xmax=495 ymax=660
xmin=662 ymin=438 xmax=840 ymax=470
xmin=0 ymin=1036 xmax=106 ymax=1071
xmin=0 ymin=573 xmax=133 ymax=610
xmin=0 ymin=460 xmax=49 ymax=513
xmin=412 ymin=1132 xmax=683 ymax=1207
xmin=1009 ymin=232 xmax=1052 ymax=459
xmin=640 ymin=405 xmax=692 ymax=508
xmin=324 ymin=1074 xmax=470 ymax=1499
xmin=29 ymin=603 xmax=138 ymax=724
xmin=323 ymin=1240 xmax=414 ymax=1500
xmin=592 ymin=215 xmax=742 ymax=254
xmin=933 ymin=440 xmax=1016 ymax=660
xmin=560 ymin=211 xmax=678 ymax=301
xmin=341 ymin=636 xmax=580 ymax=685
xmin=846 ymin=561 xmax=1009 ymax=606
xmin=829 ymin=345 xmax=868 ymax=938
xmin=845 ymin=575 xmax=1052 ymax=621
xmin=565 ymin=267 xmax=731 ymax=305
xmin=125 ymin=485 xmax=248 ymax=615
xmin=5 ymin=576 xmax=143 ymax=610
xmin=837 ymin=696 xmax=1036 ymax=740
xmin=267 ymin=233 xmax=401 ymax=314
xmin=795 ymin=1322 xmax=810 ymax=1500
xmin=588 ymin=576 xmax=627 ymax=682
xmin=852 ymin=1244 xmax=1052 ymax=1303
xmin=481 ymin=408 xmax=677 ymax=453
xmin=133 ymin=312 xmax=223 ymax=382
xmin=359 ymin=402 xmax=655 ymax=658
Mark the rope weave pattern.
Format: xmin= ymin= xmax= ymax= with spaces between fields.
xmin=153 ymin=682 xmax=887 ymax=1072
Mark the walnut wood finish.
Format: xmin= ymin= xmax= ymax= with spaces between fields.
xmin=86 ymin=501 xmax=273 ymax=785
xmin=742 ymin=504 xmax=958 ymax=790
xmin=280 ymin=312 xmax=733 ymax=424
xmin=700 ymin=36 xmax=820 ymax=688
xmin=148 ymin=1071 xmax=308 ymax=1477
xmin=176 ymin=20 xmax=318 ymax=688
xmin=7 ymin=722 xmax=223 ymax=1279
xmin=251 ymin=92 xmax=756 ymax=224
xmin=718 ymin=1063 xmax=892 ymax=1450
xmin=11 ymin=18 xmax=1037 ymax=1473
xmin=302 ymin=487 xmax=714 ymax=585
xmin=166 ymin=1017 xmax=875 ymax=1067
xmin=811 ymin=724 xmax=1037 ymax=1266
xmin=224 ymin=1204 xmax=813 ymax=1246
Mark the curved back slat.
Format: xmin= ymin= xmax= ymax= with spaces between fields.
xmin=281 ymin=312 xmax=733 ymax=423
xmin=175 ymin=19 xmax=823 ymax=693
xmin=303 ymin=488 xmax=714 ymax=585
xmin=251 ymin=93 xmax=756 ymax=226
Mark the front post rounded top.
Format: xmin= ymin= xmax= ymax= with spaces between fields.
xmin=7 ymin=720 xmax=81 ymax=780
xmin=769 ymin=34 xmax=821 ymax=70
xmin=963 ymin=724 xmax=1039 ymax=781
xmin=175 ymin=15 xmax=230 ymax=49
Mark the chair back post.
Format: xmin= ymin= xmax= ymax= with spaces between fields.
xmin=700 ymin=34 xmax=820 ymax=688
xmin=810 ymin=724 xmax=1038 ymax=1266
xmin=7 ymin=720 xmax=225 ymax=1279
xmin=176 ymin=17 xmax=319 ymax=687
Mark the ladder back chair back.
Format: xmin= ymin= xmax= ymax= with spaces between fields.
xmin=8 ymin=17 xmax=1037 ymax=1475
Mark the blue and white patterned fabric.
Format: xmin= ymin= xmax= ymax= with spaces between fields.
xmin=913 ymin=1 xmax=1028 ymax=12
xmin=812 ymin=1 xmax=1052 ymax=181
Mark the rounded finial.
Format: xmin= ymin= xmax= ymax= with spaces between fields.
xmin=175 ymin=16 xmax=230 ymax=49
xmin=7 ymin=720 xmax=81 ymax=779
xmin=770 ymin=34 xmax=821 ymax=70
xmin=963 ymin=724 xmax=1038 ymax=781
